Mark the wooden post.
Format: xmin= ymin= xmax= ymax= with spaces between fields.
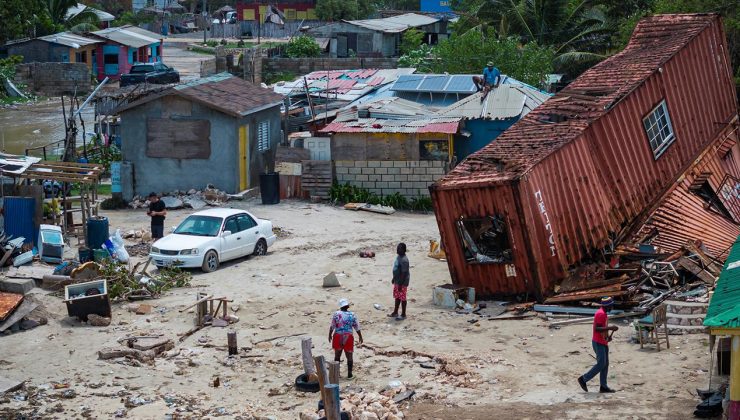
xmin=324 ymin=384 xmax=341 ymax=420
xmin=301 ymin=338 xmax=316 ymax=377
xmin=730 ymin=335 xmax=740 ymax=419
xmin=313 ymin=356 xmax=329 ymax=409
xmin=328 ymin=360 xmax=340 ymax=386
xmin=227 ymin=331 xmax=237 ymax=355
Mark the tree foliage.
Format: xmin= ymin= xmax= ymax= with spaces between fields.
xmin=400 ymin=30 xmax=554 ymax=87
xmin=0 ymin=0 xmax=55 ymax=44
xmin=285 ymin=36 xmax=322 ymax=58
xmin=399 ymin=28 xmax=424 ymax=55
xmin=315 ymin=0 xmax=375 ymax=21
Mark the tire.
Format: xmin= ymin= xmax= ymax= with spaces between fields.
xmin=294 ymin=373 xmax=320 ymax=393
xmin=253 ymin=239 xmax=267 ymax=256
xmin=201 ymin=250 xmax=219 ymax=272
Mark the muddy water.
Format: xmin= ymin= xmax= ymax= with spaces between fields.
xmin=0 ymin=100 xmax=95 ymax=156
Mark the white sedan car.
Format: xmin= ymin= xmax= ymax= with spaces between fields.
xmin=149 ymin=208 xmax=276 ymax=272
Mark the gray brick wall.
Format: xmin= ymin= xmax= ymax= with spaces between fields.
xmin=335 ymin=160 xmax=446 ymax=197
xmin=15 ymin=62 xmax=91 ymax=96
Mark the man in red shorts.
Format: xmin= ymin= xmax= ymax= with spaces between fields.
xmin=329 ymin=298 xmax=364 ymax=378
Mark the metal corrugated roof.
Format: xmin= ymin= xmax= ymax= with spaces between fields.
xmin=705 ymin=235 xmax=740 ymax=329
xmin=345 ymin=13 xmax=440 ymax=33
xmin=66 ymin=3 xmax=115 ymax=21
xmin=320 ymin=117 xmax=460 ymax=134
xmin=38 ymin=32 xmax=101 ymax=48
xmin=435 ymin=84 xmax=551 ymax=120
xmin=92 ymin=25 xmax=160 ymax=48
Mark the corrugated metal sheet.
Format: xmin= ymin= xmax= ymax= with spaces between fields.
xmin=435 ymin=85 xmax=551 ymax=121
xmin=321 ymin=118 xmax=459 ymax=134
xmin=92 ymin=25 xmax=160 ymax=48
xmin=430 ymin=14 xmax=740 ymax=299
xmin=704 ymin=235 xmax=740 ymax=329
xmin=346 ymin=13 xmax=439 ymax=33
xmin=4 ymin=197 xmax=36 ymax=245
xmin=39 ymin=31 xmax=101 ymax=48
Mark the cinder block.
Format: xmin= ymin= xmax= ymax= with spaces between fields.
xmin=379 ymin=174 xmax=393 ymax=182
xmin=419 ymin=161 xmax=431 ymax=167
xmin=393 ymin=161 xmax=407 ymax=168
xmin=349 ymin=168 xmax=362 ymax=175
xmin=427 ymin=167 xmax=445 ymax=175
xmin=355 ymin=174 xmax=369 ymax=181
xmin=375 ymin=168 xmax=388 ymax=175
xmin=413 ymin=181 xmax=429 ymax=189
xmin=335 ymin=160 xmax=353 ymax=168
xmin=376 ymin=181 xmax=389 ymax=188
xmin=396 ymin=175 xmax=408 ymax=182
xmin=387 ymin=167 xmax=401 ymax=175
xmin=355 ymin=161 xmax=367 ymax=168
xmin=368 ymin=174 xmax=382 ymax=182
xmin=336 ymin=167 xmax=349 ymax=174
xmin=362 ymin=181 xmax=375 ymax=189
xmin=413 ymin=168 xmax=427 ymax=175
xmin=388 ymin=181 xmax=401 ymax=188
xmin=400 ymin=167 xmax=413 ymax=175
xmin=368 ymin=161 xmax=381 ymax=168
xmin=0 ymin=278 xmax=36 ymax=295
xmin=408 ymin=161 xmax=420 ymax=168
xmin=361 ymin=168 xmax=374 ymax=175
xmin=380 ymin=161 xmax=394 ymax=168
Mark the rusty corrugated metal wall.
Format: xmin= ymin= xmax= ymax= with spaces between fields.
xmin=431 ymin=15 xmax=740 ymax=298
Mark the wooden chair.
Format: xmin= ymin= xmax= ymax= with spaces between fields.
xmin=637 ymin=304 xmax=670 ymax=351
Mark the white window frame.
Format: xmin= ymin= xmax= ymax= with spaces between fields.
xmin=642 ymin=100 xmax=675 ymax=159
xmin=257 ymin=121 xmax=270 ymax=152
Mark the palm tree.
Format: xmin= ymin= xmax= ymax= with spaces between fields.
xmin=44 ymin=0 xmax=99 ymax=29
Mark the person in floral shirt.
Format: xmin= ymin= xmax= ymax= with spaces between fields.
xmin=329 ymin=298 xmax=363 ymax=378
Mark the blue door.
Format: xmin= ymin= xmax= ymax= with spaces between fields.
xmin=103 ymin=45 xmax=120 ymax=76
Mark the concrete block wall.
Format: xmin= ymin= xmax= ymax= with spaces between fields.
xmin=15 ymin=62 xmax=91 ymax=96
xmin=335 ymin=160 xmax=446 ymax=198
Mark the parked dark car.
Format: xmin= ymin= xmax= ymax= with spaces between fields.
xmin=120 ymin=63 xmax=180 ymax=87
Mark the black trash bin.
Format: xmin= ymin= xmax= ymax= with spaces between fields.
xmin=260 ymin=172 xmax=280 ymax=204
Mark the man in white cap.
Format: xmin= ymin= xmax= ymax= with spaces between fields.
xmin=578 ymin=296 xmax=619 ymax=393
xmin=329 ymin=298 xmax=364 ymax=378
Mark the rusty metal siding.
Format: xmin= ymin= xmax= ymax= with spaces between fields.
xmin=431 ymin=15 xmax=740 ymax=298
xmin=430 ymin=184 xmax=534 ymax=297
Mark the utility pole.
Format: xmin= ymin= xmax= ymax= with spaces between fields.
xmin=202 ymin=0 xmax=207 ymax=43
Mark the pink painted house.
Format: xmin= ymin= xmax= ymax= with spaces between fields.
xmin=88 ymin=25 xmax=163 ymax=81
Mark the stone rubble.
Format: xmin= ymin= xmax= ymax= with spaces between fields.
xmin=128 ymin=184 xmax=230 ymax=210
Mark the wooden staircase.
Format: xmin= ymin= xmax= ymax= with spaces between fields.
xmin=301 ymin=160 xmax=333 ymax=200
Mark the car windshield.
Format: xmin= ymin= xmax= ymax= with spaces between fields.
xmin=174 ymin=215 xmax=222 ymax=236
xmin=131 ymin=65 xmax=155 ymax=73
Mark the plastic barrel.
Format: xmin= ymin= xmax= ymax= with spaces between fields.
xmin=259 ymin=172 xmax=280 ymax=205
xmin=4 ymin=197 xmax=36 ymax=245
xmin=87 ymin=216 xmax=110 ymax=250
xmin=78 ymin=247 xmax=93 ymax=263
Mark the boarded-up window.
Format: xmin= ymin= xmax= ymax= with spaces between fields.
xmin=146 ymin=118 xmax=211 ymax=159
xmin=257 ymin=121 xmax=270 ymax=152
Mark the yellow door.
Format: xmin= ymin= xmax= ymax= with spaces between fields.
xmin=239 ymin=125 xmax=249 ymax=190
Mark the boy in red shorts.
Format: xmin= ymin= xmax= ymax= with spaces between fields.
xmin=329 ymin=298 xmax=364 ymax=378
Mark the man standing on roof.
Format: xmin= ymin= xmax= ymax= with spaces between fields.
xmin=578 ymin=297 xmax=619 ymax=393
xmin=473 ymin=62 xmax=501 ymax=93
xmin=329 ymin=298 xmax=363 ymax=379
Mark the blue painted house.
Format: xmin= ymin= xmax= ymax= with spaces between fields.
xmin=434 ymin=82 xmax=551 ymax=160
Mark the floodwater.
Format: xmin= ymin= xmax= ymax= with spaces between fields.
xmin=0 ymin=99 xmax=95 ymax=156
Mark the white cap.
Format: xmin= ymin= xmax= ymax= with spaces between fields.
xmin=338 ymin=298 xmax=350 ymax=309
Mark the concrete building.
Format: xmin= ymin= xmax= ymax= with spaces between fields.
xmin=116 ymin=73 xmax=285 ymax=199
xmin=89 ymin=25 xmax=163 ymax=81
xmin=307 ymin=13 xmax=450 ymax=58
xmin=5 ymin=32 xmax=102 ymax=71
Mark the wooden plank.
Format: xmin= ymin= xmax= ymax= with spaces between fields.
xmin=0 ymin=300 xmax=38 ymax=332
xmin=676 ymin=257 xmax=716 ymax=284
xmin=146 ymin=118 xmax=211 ymax=159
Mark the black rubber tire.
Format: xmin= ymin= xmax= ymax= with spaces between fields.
xmin=294 ymin=373 xmax=320 ymax=393
xmin=201 ymin=250 xmax=219 ymax=272
xmin=253 ymin=239 xmax=268 ymax=256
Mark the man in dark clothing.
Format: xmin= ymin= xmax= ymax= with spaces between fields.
xmin=578 ymin=296 xmax=619 ymax=393
xmin=388 ymin=242 xmax=410 ymax=321
xmin=147 ymin=192 xmax=167 ymax=239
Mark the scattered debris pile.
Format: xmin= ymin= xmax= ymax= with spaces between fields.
xmin=128 ymin=184 xmax=232 ymax=210
xmin=98 ymin=335 xmax=176 ymax=366
xmin=100 ymin=260 xmax=191 ymax=301
xmin=0 ymin=236 xmax=34 ymax=268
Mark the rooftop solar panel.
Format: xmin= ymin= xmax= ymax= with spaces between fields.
xmin=391 ymin=75 xmax=424 ymax=91
xmin=419 ymin=75 xmax=448 ymax=92
xmin=446 ymin=75 xmax=476 ymax=93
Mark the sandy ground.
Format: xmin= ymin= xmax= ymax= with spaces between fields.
xmin=162 ymin=44 xmax=213 ymax=82
xmin=0 ymin=199 xmax=719 ymax=419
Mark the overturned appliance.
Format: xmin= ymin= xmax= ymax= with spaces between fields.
xmin=38 ymin=224 xmax=64 ymax=264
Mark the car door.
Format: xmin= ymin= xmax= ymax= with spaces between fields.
xmin=220 ymin=216 xmax=242 ymax=261
xmin=236 ymin=213 xmax=259 ymax=256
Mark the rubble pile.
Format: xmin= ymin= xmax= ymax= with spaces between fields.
xmin=128 ymin=184 xmax=230 ymax=210
xmin=99 ymin=260 xmax=192 ymax=301
xmin=301 ymin=388 xmax=407 ymax=420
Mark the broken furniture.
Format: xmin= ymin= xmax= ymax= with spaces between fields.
xmin=433 ymin=284 xmax=475 ymax=308
xmin=64 ymin=279 xmax=111 ymax=321
xmin=637 ymin=304 xmax=670 ymax=351
xmin=178 ymin=293 xmax=235 ymax=342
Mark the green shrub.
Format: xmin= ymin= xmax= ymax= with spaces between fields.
xmin=329 ymin=182 xmax=433 ymax=212
xmin=285 ymin=36 xmax=322 ymax=58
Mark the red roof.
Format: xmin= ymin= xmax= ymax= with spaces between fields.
xmin=438 ymin=14 xmax=719 ymax=188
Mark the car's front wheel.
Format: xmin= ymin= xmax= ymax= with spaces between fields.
xmin=253 ymin=239 xmax=267 ymax=256
xmin=202 ymin=250 xmax=219 ymax=272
